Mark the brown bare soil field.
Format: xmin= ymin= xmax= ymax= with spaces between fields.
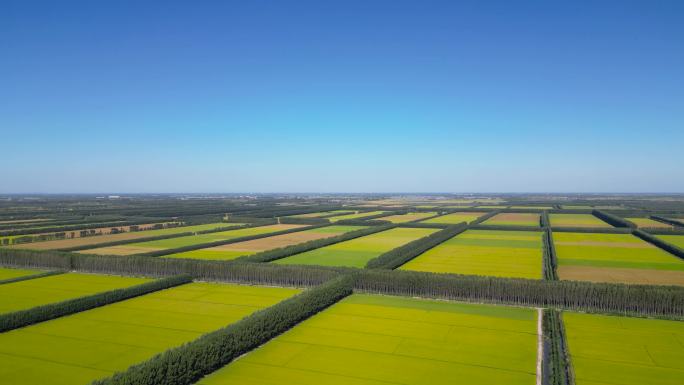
xmin=558 ymin=265 xmax=684 ymax=286
xmin=14 ymin=222 xmax=175 ymax=240
xmin=10 ymin=224 xmax=179 ymax=250
xmin=208 ymin=231 xmax=338 ymax=253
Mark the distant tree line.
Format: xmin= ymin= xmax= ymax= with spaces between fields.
xmin=0 ymin=218 xmax=175 ymax=237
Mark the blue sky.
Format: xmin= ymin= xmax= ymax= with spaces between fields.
xmin=2 ymin=0 xmax=683 ymax=193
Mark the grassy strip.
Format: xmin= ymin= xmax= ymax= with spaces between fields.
xmin=0 ymin=274 xmax=191 ymax=332
xmin=592 ymin=210 xmax=634 ymax=228
xmin=0 ymin=270 xmax=65 ymax=285
xmin=0 ymin=248 xmax=347 ymax=287
xmin=471 ymin=224 xmax=542 ymax=232
xmin=550 ymin=226 xmax=632 ymax=234
xmin=633 ymin=229 xmax=684 ymax=259
xmin=237 ymin=224 xmax=395 ymax=263
xmin=92 ymin=275 xmax=354 ymax=385
xmin=542 ymin=309 xmax=573 ymax=385
xmin=134 ymin=224 xmax=329 ymax=258
xmin=541 ymin=211 xmax=550 ymax=228
xmin=397 ymin=222 xmax=449 ymax=229
xmin=542 ymin=229 xmax=558 ymax=280
xmin=365 ymin=224 xmax=467 ymax=269
xmin=354 ymin=269 xmax=684 ymax=318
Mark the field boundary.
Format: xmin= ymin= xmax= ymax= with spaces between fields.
xmin=237 ymin=224 xmax=395 ymax=263
xmin=0 ymin=269 xmax=65 ymax=285
xmin=632 ymin=229 xmax=684 ymax=260
xmin=541 ymin=309 xmax=573 ymax=385
xmin=92 ymin=275 xmax=354 ymax=385
xmin=130 ymin=223 xmax=331 ymax=258
xmin=542 ymin=229 xmax=558 ymax=280
xmin=365 ymin=223 xmax=467 ymax=269
xmin=0 ymin=274 xmax=192 ymax=332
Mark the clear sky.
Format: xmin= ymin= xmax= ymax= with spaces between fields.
xmin=2 ymin=0 xmax=683 ymax=193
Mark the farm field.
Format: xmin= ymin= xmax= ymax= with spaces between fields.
xmin=274 ymin=227 xmax=438 ymax=267
xmin=420 ymin=211 xmax=487 ymax=225
xmin=507 ymin=206 xmax=553 ymax=210
xmin=0 ymin=282 xmax=301 ymax=385
xmin=196 ymin=294 xmax=538 ymax=385
xmin=1 ymin=221 xmax=178 ymax=245
xmin=549 ymin=214 xmax=611 ymax=228
xmin=482 ymin=213 xmax=540 ymax=227
xmin=1 ymin=220 xmax=128 ymax=233
xmin=79 ymin=224 xmax=304 ymax=256
xmin=287 ymin=210 xmax=353 ymax=218
xmin=400 ymin=229 xmax=543 ymax=279
xmin=0 ymin=266 xmax=45 ymax=281
xmin=0 ymin=273 xmax=150 ymax=314
xmin=564 ymin=312 xmax=684 ymax=385
xmin=657 ymin=234 xmax=684 ymax=249
xmin=379 ymin=212 xmax=438 ymax=223
xmin=328 ymin=211 xmax=388 ymax=222
xmin=554 ymin=232 xmax=684 ymax=285
xmin=8 ymin=222 xmax=233 ymax=250
xmin=164 ymin=225 xmax=366 ymax=260
xmin=626 ymin=217 xmax=673 ymax=229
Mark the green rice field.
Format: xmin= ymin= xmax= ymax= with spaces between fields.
xmin=564 ymin=312 xmax=684 ymax=385
xmin=482 ymin=213 xmax=540 ymax=227
xmin=0 ymin=266 xmax=45 ymax=281
xmin=164 ymin=225 xmax=365 ymax=260
xmin=554 ymin=232 xmax=684 ymax=285
xmin=400 ymin=229 xmax=543 ymax=279
xmin=0 ymin=282 xmax=301 ymax=385
xmin=79 ymin=224 xmax=305 ymax=255
xmin=549 ymin=214 xmax=611 ymax=228
xmin=196 ymin=294 xmax=538 ymax=385
xmin=0 ymin=273 xmax=150 ymax=315
xmin=420 ymin=211 xmax=487 ymax=225
xmin=274 ymin=227 xmax=438 ymax=267
xmin=626 ymin=217 xmax=673 ymax=229
xmin=379 ymin=212 xmax=438 ymax=223
xmin=657 ymin=234 xmax=684 ymax=249
xmin=328 ymin=211 xmax=388 ymax=222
